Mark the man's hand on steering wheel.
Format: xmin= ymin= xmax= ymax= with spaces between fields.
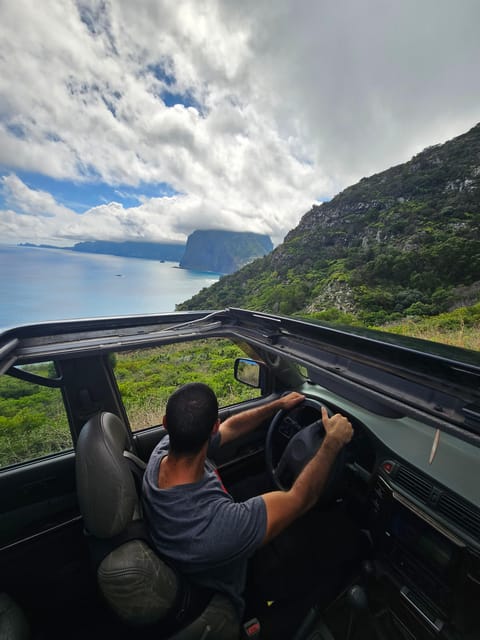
xmin=278 ymin=392 xmax=305 ymax=411
xmin=266 ymin=398 xmax=354 ymax=497
xmin=321 ymin=406 xmax=354 ymax=451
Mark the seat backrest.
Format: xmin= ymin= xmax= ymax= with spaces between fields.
xmin=75 ymin=412 xmax=179 ymax=626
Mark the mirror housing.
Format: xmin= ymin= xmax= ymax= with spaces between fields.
xmin=234 ymin=358 xmax=264 ymax=388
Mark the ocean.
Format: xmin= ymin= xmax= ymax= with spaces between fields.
xmin=0 ymin=245 xmax=220 ymax=330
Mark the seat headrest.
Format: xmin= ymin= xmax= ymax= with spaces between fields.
xmin=76 ymin=412 xmax=140 ymax=538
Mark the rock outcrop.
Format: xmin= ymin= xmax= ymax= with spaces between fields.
xmin=179 ymin=230 xmax=273 ymax=274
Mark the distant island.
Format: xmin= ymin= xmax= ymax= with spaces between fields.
xmin=18 ymin=230 xmax=273 ymax=275
xmin=18 ymin=240 xmax=185 ymax=261
xmin=71 ymin=240 xmax=185 ymax=262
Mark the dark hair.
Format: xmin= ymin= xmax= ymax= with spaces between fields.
xmin=165 ymin=383 xmax=219 ymax=455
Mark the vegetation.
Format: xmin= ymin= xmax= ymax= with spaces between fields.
xmin=296 ymin=302 xmax=480 ymax=351
xmin=0 ymin=363 xmax=70 ymax=468
xmin=0 ymin=340 xmax=259 ymax=468
xmin=114 ymin=340 xmax=260 ymax=431
xmin=376 ymin=302 xmax=480 ymax=351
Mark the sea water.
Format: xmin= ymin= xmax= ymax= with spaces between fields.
xmin=0 ymin=245 xmax=220 ymax=329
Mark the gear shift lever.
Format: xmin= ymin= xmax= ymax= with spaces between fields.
xmin=345 ymin=585 xmax=366 ymax=640
xmin=345 ymin=584 xmax=385 ymax=640
xmin=347 ymin=584 xmax=368 ymax=611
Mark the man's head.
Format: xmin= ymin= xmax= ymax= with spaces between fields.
xmin=164 ymin=382 xmax=219 ymax=456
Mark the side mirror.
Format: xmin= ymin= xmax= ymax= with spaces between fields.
xmin=234 ymin=358 xmax=264 ymax=388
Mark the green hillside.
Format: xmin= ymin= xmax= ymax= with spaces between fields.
xmin=178 ymin=123 xmax=480 ymax=326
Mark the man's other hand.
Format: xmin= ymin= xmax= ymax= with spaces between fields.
xmin=321 ymin=406 xmax=353 ymax=449
xmin=279 ymin=392 xmax=305 ymax=410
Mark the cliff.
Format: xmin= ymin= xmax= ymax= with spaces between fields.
xmin=179 ymin=230 xmax=273 ymax=274
xmin=178 ymin=123 xmax=480 ymax=324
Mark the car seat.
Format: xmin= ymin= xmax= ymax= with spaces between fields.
xmin=75 ymin=411 xmax=240 ymax=639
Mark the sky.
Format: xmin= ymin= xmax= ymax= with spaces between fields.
xmin=1 ymin=0 xmax=480 ymax=248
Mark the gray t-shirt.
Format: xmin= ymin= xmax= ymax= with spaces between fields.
xmin=142 ymin=435 xmax=267 ymax=617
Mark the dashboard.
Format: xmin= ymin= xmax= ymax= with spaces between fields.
xmin=272 ymin=398 xmax=480 ymax=638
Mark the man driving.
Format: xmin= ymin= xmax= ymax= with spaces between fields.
xmin=142 ymin=382 xmax=354 ymax=636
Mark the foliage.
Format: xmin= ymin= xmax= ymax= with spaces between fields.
xmin=377 ymin=303 xmax=480 ymax=351
xmin=0 ymin=340 xmax=260 ymax=468
xmin=0 ymin=364 xmax=71 ymax=468
xmin=114 ymin=339 xmax=260 ymax=431
xmin=297 ymin=308 xmax=361 ymax=325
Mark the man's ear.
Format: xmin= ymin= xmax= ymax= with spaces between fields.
xmin=212 ymin=418 xmax=221 ymax=434
xmin=162 ymin=415 xmax=168 ymax=430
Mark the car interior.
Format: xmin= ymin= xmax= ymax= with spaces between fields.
xmin=0 ymin=309 xmax=479 ymax=640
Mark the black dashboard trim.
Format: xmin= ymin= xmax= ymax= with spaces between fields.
xmin=391 ymin=489 xmax=466 ymax=548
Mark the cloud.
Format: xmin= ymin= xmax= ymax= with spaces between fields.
xmin=232 ymin=0 xmax=480 ymax=183
xmin=1 ymin=0 xmax=479 ymax=247
xmin=1 ymin=175 xmax=298 ymax=246
xmin=1 ymin=175 xmax=72 ymax=218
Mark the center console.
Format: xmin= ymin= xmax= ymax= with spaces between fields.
xmin=368 ymin=462 xmax=480 ymax=639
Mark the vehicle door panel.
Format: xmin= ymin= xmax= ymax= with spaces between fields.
xmin=0 ymin=453 xmax=90 ymax=623
xmin=0 ymin=453 xmax=78 ymax=546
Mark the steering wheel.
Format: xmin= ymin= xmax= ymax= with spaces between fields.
xmin=265 ymin=398 xmax=346 ymax=501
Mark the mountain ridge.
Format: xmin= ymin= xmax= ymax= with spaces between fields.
xmin=177 ymin=123 xmax=480 ymax=323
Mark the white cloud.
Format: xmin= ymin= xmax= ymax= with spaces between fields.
xmin=1 ymin=175 xmax=298 ymax=246
xmin=0 ymin=0 xmax=479 ymax=247
xmin=1 ymin=175 xmax=72 ymax=218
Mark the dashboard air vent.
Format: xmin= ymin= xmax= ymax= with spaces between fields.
xmin=436 ymin=492 xmax=480 ymax=541
xmin=394 ymin=465 xmax=433 ymax=504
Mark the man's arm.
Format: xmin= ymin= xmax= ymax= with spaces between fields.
xmin=261 ymin=407 xmax=353 ymax=544
xmin=218 ymin=392 xmax=305 ymax=446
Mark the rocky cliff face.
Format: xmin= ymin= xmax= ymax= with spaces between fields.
xmin=276 ymin=123 xmax=480 ymax=269
xmin=178 ymin=123 xmax=480 ymax=323
xmin=179 ymin=230 xmax=273 ymax=274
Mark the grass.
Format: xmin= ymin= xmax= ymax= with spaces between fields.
xmin=380 ymin=320 xmax=479 ymax=350
xmin=0 ymin=339 xmax=260 ymax=467
xmin=113 ymin=339 xmax=261 ymax=431
xmin=376 ymin=302 xmax=480 ymax=351
xmin=0 ymin=365 xmax=71 ymax=467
